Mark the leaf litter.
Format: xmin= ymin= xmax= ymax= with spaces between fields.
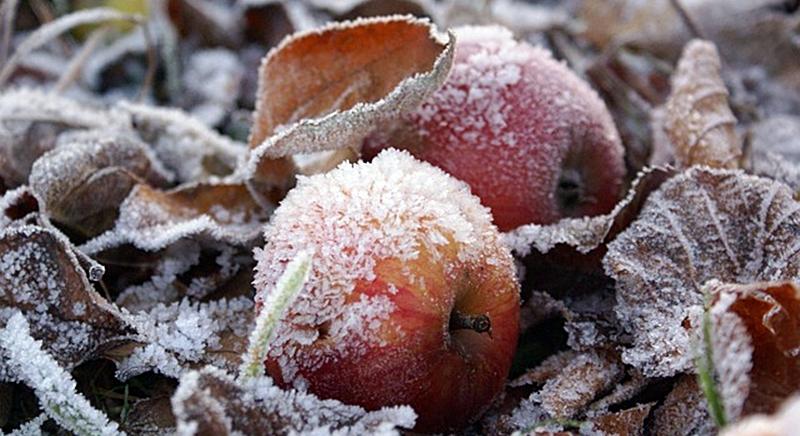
xmin=2 ymin=0 xmax=800 ymax=434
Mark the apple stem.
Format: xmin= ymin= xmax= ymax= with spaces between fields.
xmin=449 ymin=311 xmax=492 ymax=336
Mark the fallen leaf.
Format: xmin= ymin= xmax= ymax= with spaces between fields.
xmin=664 ymin=39 xmax=740 ymax=169
xmin=171 ymin=366 xmax=416 ymax=435
xmin=29 ymin=129 xmax=173 ymax=235
xmin=0 ymin=225 xmax=134 ymax=376
xmin=81 ymin=181 xmax=266 ymax=255
xmin=605 ymin=167 xmax=800 ymax=377
xmin=650 ymin=375 xmax=714 ymax=436
xmin=707 ymin=281 xmax=800 ymax=420
xmin=586 ymin=402 xmax=653 ymax=436
xmin=244 ymin=15 xmax=455 ymax=202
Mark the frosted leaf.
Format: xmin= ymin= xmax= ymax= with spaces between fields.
xmin=510 ymin=350 xmax=578 ymax=388
xmin=537 ymin=349 xmax=623 ymax=418
xmin=0 ymin=312 xmax=124 ymax=436
xmin=0 ymin=225 xmax=133 ymax=376
xmin=115 ymin=296 xmax=254 ymax=379
xmin=720 ymin=395 xmax=800 ymax=436
xmin=244 ymin=15 xmax=455 ymax=201
xmin=650 ymin=375 xmax=714 ymax=436
xmin=0 ymin=89 xmax=125 ymax=186
xmin=121 ymin=397 xmax=176 ymax=435
xmin=586 ymin=370 xmax=650 ymax=414
xmin=118 ymin=101 xmax=246 ymax=183
xmin=81 ymin=181 xmax=267 ymax=255
xmin=170 ymin=366 xmax=416 ymax=435
xmin=706 ymin=281 xmax=800 ymax=420
xmin=664 ymin=40 xmax=741 ymax=169
xmin=581 ymin=403 xmax=653 ymax=436
xmin=29 ymin=129 xmax=173 ymax=235
xmin=504 ymin=166 xmax=674 ymax=257
xmin=745 ymin=115 xmax=800 ymax=191
xmin=604 ymin=167 xmax=800 ymax=377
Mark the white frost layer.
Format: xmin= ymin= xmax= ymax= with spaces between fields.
xmin=0 ymin=312 xmax=123 ymax=436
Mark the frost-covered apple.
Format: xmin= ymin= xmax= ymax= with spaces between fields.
xmin=363 ymin=26 xmax=626 ymax=231
xmin=253 ymin=149 xmax=520 ymax=433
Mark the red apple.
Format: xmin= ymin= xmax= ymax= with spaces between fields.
xmin=253 ymin=149 xmax=520 ymax=433
xmin=363 ymin=26 xmax=626 ymax=231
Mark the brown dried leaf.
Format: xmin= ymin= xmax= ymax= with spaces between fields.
xmin=0 ymin=89 xmax=124 ymax=187
xmin=707 ymin=281 xmax=800 ymax=420
xmin=586 ymin=403 xmax=653 ymax=436
xmin=650 ymin=375 xmax=714 ymax=436
xmin=0 ymin=225 xmax=134 ymax=375
xmin=244 ymin=15 xmax=454 ymax=201
xmin=538 ymin=349 xmax=623 ymax=418
xmin=81 ymin=181 xmax=266 ymax=255
xmin=665 ymin=39 xmax=740 ymax=169
xmin=123 ymin=396 xmax=176 ymax=435
xmin=171 ymin=366 xmax=416 ymax=435
xmin=604 ymin=167 xmax=800 ymax=377
xmin=29 ymin=129 xmax=172 ymax=235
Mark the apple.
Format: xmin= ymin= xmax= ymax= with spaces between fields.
xmin=363 ymin=26 xmax=626 ymax=231
xmin=253 ymin=149 xmax=520 ymax=433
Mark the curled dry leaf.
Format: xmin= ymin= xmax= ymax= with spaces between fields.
xmin=0 ymin=89 xmax=124 ymax=186
xmin=244 ymin=15 xmax=455 ymax=201
xmin=664 ymin=39 xmax=740 ymax=169
xmin=0 ymin=225 xmax=134 ymax=377
xmin=170 ymin=366 xmax=416 ymax=435
xmin=82 ymin=181 xmax=267 ymax=255
xmin=29 ymin=129 xmax=173 ymax=235
xmin=707 ymin=281 xmax=800 ymax=420
xmin=604 ymin=167 xmax=800 ymax=377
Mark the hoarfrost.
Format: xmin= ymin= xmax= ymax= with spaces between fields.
xmin=171 ymin=366 xmax=416 ymax=435
xmin=0 ymin=312 xmax=124 ymax=436
xmin=604 ymin=167 xmax=800 ymax=376
xmin=118 ymin=101 xmax=245 ymax=183
xmin=81 ymin=181 xmax=266 ymax=255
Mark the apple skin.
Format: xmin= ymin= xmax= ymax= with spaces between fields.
xmin=254 ymin=149 xmax=520 ymax=433
xmin=363 ymin=26 xmax=626 ymax=231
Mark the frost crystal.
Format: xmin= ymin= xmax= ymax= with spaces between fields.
xmin=171 ymin=366 xmax=416 ymax=435
xmin=0 ymin=312 xmax=124 ymax=436
xmin=605 ymin=167 xmax=800 ymax=376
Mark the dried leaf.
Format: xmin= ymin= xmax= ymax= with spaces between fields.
xmin=605 ymin=167 xmax=800 ymax=377
xmin=0 ymin=225 xmax=133 ymax=376
xmin=584 ymin=403 xmax=653 ymax=436
xmin=29 ymin=129 xmax=173 ymax=235
xmin=707 ymin=281 xmax=800 ymax=420
xmin=538 ymin=349 xmax=623 ymax=418
xmin=244 ymin=15 xmax=455 ymax=201
xmin=650 ymin=375 xmax=714 ymax=436
xmin=664 ymin=39 xmax=740 ymax=169
xmin=170 ymin=366 xmax=416 ymax=435
xmin=0 ymin=89 xmax=125 ymax=186
xmin=81 ymin=181 xmax=266 ymax=255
